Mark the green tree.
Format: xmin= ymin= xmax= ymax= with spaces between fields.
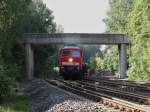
xmin=104 ymin=0 xmax=133 ymax=33
xmin=0 ymin=0 xmax=58 ymax=99
xmin=104 ymin=0 xmax=150 ymax=81
xmin=0 ymin=0 xmax=30 ymax=98
xmin=102 ymin=0 xmax=134 ymax=75
xmin=126 ymin=0 xmax=150 ymax=81
xmin=24 ymin=0 xmax=57 ymax=76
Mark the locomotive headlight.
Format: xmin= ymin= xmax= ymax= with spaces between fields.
xmin=68 ymin=58 xmax=73 ymax=62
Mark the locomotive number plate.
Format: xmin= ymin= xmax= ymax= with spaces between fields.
xmin=62 ymin=62 xmax=74 ymax=65
xmin=62 ymin=62 xmax=79 ymax=65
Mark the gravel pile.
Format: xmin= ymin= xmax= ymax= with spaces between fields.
xmin=23 ymin=79 xmax=118 ymax=112
xmin=48 ymin=100 xmax=117 ymax=112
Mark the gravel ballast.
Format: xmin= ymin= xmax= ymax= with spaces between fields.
xmin=23 ymin=79 xmax=119 ymax=112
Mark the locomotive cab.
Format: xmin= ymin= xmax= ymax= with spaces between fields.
xmin=59 ymin=46 xmax=84 ymax=79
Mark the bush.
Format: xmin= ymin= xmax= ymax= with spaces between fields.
xmin=0 ymin=66 xmax=12 ymax=101
xmin=90 ymin=56 xmax=104 ymax=72
xmin=102 ymin=47 xmax=118 ymax=74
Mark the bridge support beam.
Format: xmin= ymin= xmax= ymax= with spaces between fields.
xmin=118 ymin=44 xmax=127 ymax=79
xmin=25 ymin=43 xmax=34 ymax=80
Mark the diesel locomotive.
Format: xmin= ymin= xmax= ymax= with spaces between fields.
xmin=59 ymin=45 xmax=89 ymax=79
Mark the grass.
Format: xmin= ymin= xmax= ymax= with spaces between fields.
xmin=0 ymin=92 xmax=27 ymax=112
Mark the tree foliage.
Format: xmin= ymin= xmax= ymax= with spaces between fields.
xmin=0 ymin=0 xmax=57 ymax=99
xmin=126 ymin=0 xmax=150 ymax=81
xmin=100 ymin=0 xmax=133 ymax=75
xmin=104 ymin=0 xmax=133 ymax=33
xmin=102 ymin=47 xmax=118 ymax=73
xmin=104 ymin=0 xmax=150 ymax=81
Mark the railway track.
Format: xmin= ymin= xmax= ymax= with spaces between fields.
xmin=76 ymin=80 xmax=150 ymax=105
xmin=85 ymin=78 xmax=150 ymax=96
xmin=46 ymin=78 xmax=150 ymax=112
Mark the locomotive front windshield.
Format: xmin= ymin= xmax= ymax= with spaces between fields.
xmin=62 ymin=50 xmax=70 ymax=56
xmin=62 ymin=50 xmax=81 ymax=57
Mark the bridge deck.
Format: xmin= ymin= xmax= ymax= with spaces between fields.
xmin=18 ymin=33 xmax=129 ymax=44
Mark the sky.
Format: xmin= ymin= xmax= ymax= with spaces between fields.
xmin=43 ymin=0 xmax=109 ymax=33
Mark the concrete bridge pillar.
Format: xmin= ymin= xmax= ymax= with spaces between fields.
xmin=25 ymin=43 xmax=34 ymax=80
xmin=118 ymin=44 xmax=127 ymax=79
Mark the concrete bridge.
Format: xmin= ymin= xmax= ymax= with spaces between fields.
xmin=18 ymin=33 xmax=129 ymax=80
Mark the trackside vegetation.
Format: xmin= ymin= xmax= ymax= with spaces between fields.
xmin=91 ymin=0 xmax=150 ymax=81
xmin=0 ymin=0 xmax=60 ymax=109
xmin=0 ymin=93 xmax=27 ymax=112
